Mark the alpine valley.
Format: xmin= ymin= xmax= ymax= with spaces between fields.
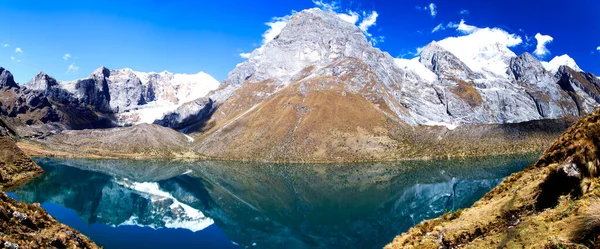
xmin=2 ymin=3 xmax=600 ymax=249
xmin=2 ymin=8 xmax=599 ymax=162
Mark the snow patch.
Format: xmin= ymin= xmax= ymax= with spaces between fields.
xmin=541 ymin=54 xmax=582 ymax=73
xmin=183 ymin=134 xmax=195 ymax=143
xmin=436 ymin=27 xmax=522 ymax=79
xmin=422 ymin=121 xmax=459 ymax=130
xmin=394 ymin=57 xmax=438 ymax=82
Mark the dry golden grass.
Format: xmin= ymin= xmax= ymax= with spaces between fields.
xmin=449 ymin=78 xmax=483 ymax=107
xmin=0 ymin=136 xmax=43 ymax=190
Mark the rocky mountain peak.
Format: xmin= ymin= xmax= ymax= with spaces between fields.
xmin=419 ymin=41 xmax=479 ymax=79
xmin=25 ymin=72 xmax=59 ymax=91
xmin=223 ymin=8 xmax=374 ymax=89
xmin=0 ymin=67 xmax=18 ymax=88
xmin=508 ymin=52 xmax=546 ymax=82
xmin=280 ymin=8 xmax=362 ymax=41
xmin=92 ymin=66 xmax=111 ymax=79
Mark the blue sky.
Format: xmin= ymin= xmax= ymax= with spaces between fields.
xmin=1 ymin=0 xmax=599 ymax=84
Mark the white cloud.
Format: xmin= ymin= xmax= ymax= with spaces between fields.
xmin=416 ymin=3 xmax=437 ymax=17
xmin=435 ymin=23 xmax=523 ymax=76
xmin=66 ymin=63 xmax=79 ymax=74
xmin=313 ymin=0 xmax=337 ymax=12
xmin=337 ymin=10 xmax=360 ymax=25
xmin=460 ymin=9 xmax=470 ymax=15
xmin=432 ymin=24 xmax=444 ymax=33
xmin=10 ymin=56 xmax=15 ymax=61
xmin=263 ymin=15 xmax=292 ymax=44
xmin=457 ymin=20 xmax=477 ymax=34
xmin=428 ymin=3 xmax=437 ymax=17
xmin=533 ymin=33 xmax=553 ymax=58
xmin=432 ymin=21 xmax=459 ymax=33
xmin=358 ymin=11 xmax=378 ymax=32
xmin=15 ymin=47 xmax=22 ymax=53
xmin=596 ymin=46 xmax=600 ymax=51
xmin=2 ymin=44 xmax=8 ymax=48
xmin=63 ymin=53 xmax=71 ymax=60
xmin=371 ymin=36 xmax=385 ymax=46
xmin=239 ymin=53 xmax=252 ymax=59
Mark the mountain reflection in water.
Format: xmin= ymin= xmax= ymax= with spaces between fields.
xmin=10 ymin=155 xmax=537 ymax=249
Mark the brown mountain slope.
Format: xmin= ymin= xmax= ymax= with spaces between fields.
xmin=191 ymin=66 xmax=405 ymax=162
xmin=189 ymin=59 xmax=572 ymax=162
xmin=386 ymin=107 xmax=600 ymax=249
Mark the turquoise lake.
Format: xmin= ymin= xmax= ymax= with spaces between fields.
xmin=8 ymin=154 xmax=538 ymax=249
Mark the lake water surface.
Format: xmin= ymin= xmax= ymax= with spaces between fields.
xmin=8 ymin=154 xmax=538 ymax=249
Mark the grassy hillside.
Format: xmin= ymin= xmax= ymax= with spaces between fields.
xmin=0 ymin=135 xmax=99 ymax=248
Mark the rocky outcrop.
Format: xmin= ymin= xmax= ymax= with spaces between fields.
xmin=386 ymin=107 xmax=600 ymax=249
xmin=0 ymin=68 xmax=114 ymax=137
xmin=508 ymin=52 xmax=575 ymax=119
xmin=25 ymin=72 xmax=59 ymax=92
xmin=57 ymin=67 xmax=219 ymax=125
xmin=419 ymin=42 xmax=480 ymax=80
xmin=0 ymin=192 xmax=99 ymax=249
xmin=71 ymin=66 xmax=112 ymax=113
xmin=556 ymin=65 xmax=600 ymax=115
xmin=154 ymin=97 xmax=215 ymax=130
xmin=0 ymin=67 xmax=18 ymax=89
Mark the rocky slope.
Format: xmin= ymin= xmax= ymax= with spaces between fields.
xmin=0 ymin=192 xmax=99 ymax=249
xmin=20 ymin=123 xmax=197 ymax=159
xmin=0 ymin=134 xmax=98 ymax=248
xmin=0 ymin=65 xmax=219 ymax=138
xmin=54 ymin=67 xmax=220 ymax=125
xmin=0 ymin=68 xmax=114 ymax=137
xmin=386 ymin=107 xmax=600 ymax=248
xmin=151 ymin=8 xmax=599 ymax=161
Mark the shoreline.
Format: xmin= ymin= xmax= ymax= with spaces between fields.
xmin=17 ymin=139 xmax=544 ymax=164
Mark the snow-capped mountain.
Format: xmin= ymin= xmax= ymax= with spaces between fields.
xmin=163 ymin=8 xmax=599 ymax=128
xmin=26 ymin=67 xmax=220 ymax=126
xmin=3 ymin=7 xmax=600 ymax=162
xmin=434 ymin=27 xmax=522 ymax=80
xmin=541 ymin=54 xmax=583 ymax=74
xmin=151 ymin=8 xmax=600 ymax=161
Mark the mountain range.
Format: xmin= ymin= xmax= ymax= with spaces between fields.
xmin=2 ymin=8 xmax=600 ymax=161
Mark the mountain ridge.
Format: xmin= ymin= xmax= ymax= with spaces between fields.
xmin=2 ymin=8 xmax=600 ymax=162
xmin=147 ymin=8 xmax=600 ymax=161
